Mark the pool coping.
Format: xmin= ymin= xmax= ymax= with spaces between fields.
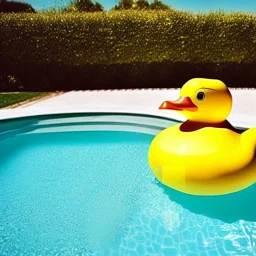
xmin=0 ymin=106 xmax=252 ymax=130
xmin=0 ymin=89 xmax=255 ymax=129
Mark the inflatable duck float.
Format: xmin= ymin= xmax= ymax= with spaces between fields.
xmin=148 ymin=78 xmax=256 ymax=195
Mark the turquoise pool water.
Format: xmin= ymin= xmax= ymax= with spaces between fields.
xmin=0 ymin=114 xmax=255 ymax=255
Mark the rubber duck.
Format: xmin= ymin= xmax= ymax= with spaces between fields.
xmin=148 ymin=78 xmax=256 ymax=195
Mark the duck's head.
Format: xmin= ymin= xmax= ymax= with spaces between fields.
xmin=160 ymin=78 xmax=233 ymax=123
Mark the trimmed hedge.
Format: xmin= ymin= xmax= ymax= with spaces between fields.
xmin=1 ymin=10 xmax=256 ymax=90
xmin=1 ymin=61 xmax=256 ymax=91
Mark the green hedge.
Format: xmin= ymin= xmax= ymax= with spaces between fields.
xmin=1 ymin=10 xmax=256 ymax=90
xmin=1 ymin=61 xmax=256 ymax=91
xmin=1 ymin=10 xmax=256 ymax=65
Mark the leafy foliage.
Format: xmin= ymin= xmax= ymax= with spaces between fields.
xmin=62 ymin=0 xmax=104 ymax=12
xmin=135 ymin=0 xmax=149 ymax=10
xmin=1 ymin=10 xmax=255 ymax=65
xmin=0 ymin=0 xmax=35 ymax=13
xmin=1 ymin=9 xmax=256 ymax=90
xmin=113 ymin=0 xmax=171 ymax=10
xmin=114 ymin=0 xmax=134 ymax=10
xmin=149 ymin=0 xmax=170 ymax=10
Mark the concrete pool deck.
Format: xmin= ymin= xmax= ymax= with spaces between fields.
xmin=0 ymin=89 xmax=256 ymax=128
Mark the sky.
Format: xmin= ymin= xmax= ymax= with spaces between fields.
xmin=21 ymin=0 xmax=256 ymax=13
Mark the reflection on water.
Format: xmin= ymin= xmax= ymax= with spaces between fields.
xmin=158 ymin=180 xmax=256 ymax=223
xmin=0 ymin=131 xmax=255 ymax=255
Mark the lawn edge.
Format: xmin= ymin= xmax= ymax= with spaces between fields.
xmin=2 ymin=91 xmax=65 ymax=109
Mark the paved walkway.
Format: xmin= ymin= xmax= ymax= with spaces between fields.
xmin=0 ymin=89 xmax=256 ymax=128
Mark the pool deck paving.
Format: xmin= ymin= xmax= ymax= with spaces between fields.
xmin=0 ymin=89 xmax=256 ymax=128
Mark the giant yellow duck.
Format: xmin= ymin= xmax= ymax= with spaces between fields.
xmin=148 ymin=78 xmax=256 ymax=196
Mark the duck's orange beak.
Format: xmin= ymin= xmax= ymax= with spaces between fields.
xmin=159 ymin=97 xmax=198 ymax=111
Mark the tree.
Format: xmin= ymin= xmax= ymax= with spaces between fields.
xmin=93 ymin=2 xmax=103 ymax=11
xmin=74 ymin=0 xmax=94 ymax=12
xmin=0 ymin=0 xmax=36 ymax=13
xmin=114 ymin=0 xmax=133 ymax=10
xmin=134 ymin=0 xmax=149 ymax=9
xmin=149 ymin=0 xmax=170 ymax=10
xmin=63 ymin=0 xmax=104 ymax=12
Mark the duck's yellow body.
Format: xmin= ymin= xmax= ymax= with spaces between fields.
xmin=148 ymin=78 xmax=256 ymax=195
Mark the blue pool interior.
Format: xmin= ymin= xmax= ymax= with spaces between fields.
xmin=0 ymin=113 xmax=255 ymax=255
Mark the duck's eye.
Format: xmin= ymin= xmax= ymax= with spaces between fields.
xmin=197 ymin=92 xmax=205 ymax=101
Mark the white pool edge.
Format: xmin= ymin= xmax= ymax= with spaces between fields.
xmin=0 ymin=107 xmax=253 ymax=130
xmin=0 ymin=89 xmax=255 ymax=129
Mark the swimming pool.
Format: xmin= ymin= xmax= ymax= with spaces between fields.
xmin=0 ymin=113 xmax=255 ymax=255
